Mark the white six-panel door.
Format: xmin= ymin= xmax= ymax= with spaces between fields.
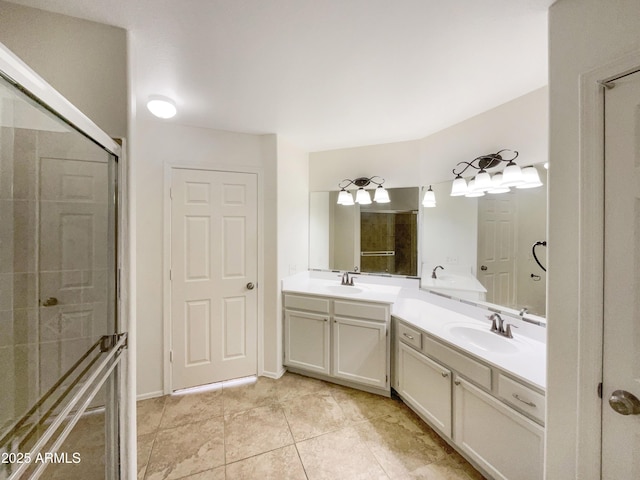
xmin=170 ymin=168 xmax=258 ymax=390
xmin=477 ymin=194 xmax=517 ymax=307
xmin=602 ymin=70 xmax=640 ymax=478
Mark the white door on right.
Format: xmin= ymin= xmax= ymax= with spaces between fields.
xmin=602 ymin=70 xmax=640 ymax=478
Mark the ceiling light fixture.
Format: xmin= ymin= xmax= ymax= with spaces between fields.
xmin=337 ymin=176 xmax=390 ymax=205
xmin=449 ymin=149 xmax=543 ymax=196
xmin=147 ymin=95 xmax=177 ymax=119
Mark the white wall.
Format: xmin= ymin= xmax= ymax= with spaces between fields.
xmin=309 ymin=192 xmax=330 ymax=269
xmin=275 ymin=137 xmax=309 ymax=377
xmin=309 ymin=139 xmax=422 ymax=191
xmin=133 ymin=118 xmax=277 ymax=395
xmin=421 ymin=183 xmax=478 ymax=275
xmin=0 ymin=1 xmax=127 ymax=139
xmin=547 ymin=1 xmax=640 ymax=478
xmin=310 ymin=87 xmax=547 ymax=191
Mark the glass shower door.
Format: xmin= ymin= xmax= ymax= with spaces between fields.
xmin=0 ymin=53 xmax=126 ymax=480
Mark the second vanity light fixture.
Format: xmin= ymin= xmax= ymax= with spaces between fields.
xmin=337 ymin=176 xmax=390 ymax=205
xmin=450 ymin=149 xmax=543 ymax=197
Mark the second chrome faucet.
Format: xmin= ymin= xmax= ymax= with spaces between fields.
xmin=488 ymin=313 xmax=516 ymax=339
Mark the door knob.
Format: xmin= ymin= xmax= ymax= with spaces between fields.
xmin=42 ymin=297 xmax=58 ymax=307
xmin=246 ymin=282 xmax=255 ymax=290
xmin=480 ymin=265 xmax=488 ymax=271
xmin=609 ymin=390 xmax=640 ymax=415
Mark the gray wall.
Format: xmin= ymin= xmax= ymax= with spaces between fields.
xmin=0 ymin=1 xmax=127 ymax=138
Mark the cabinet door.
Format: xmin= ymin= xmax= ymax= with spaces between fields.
xmin=332 ymin=316 xmax=387 ymax=388
xmin=454 ymin=377 xmax=544 ymax=480
xmin=284 ymin=310 xmax=330 ymax=375
xmin=397 ymin=342 xmax=452 ymax=437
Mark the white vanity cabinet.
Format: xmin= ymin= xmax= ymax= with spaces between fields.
xmin=284 ymin=293 xmax=390 ymax=394
xmin=454 ymin=376 xmax=544 ymax=480
xmin=394 ymin=317 xmax=545 ymax=480
xmin=397 ymin=341 xmax=452 ymax=436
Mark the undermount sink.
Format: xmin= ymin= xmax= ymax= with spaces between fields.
xmin=324 ymin=285 xmax=365 ymax=295
xmin=446 ymin=324 xmax=524 ymax=354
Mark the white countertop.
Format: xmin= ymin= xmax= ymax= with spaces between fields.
xmin=281 ymin=271 xmax=546 ymax=390
xmin=392 ymin=293 xmax=546 ymax=390
xmin=420 ymin=272 xmax=487 ymax=294
xmin=282 ymin=275 xmax=402 ymax=304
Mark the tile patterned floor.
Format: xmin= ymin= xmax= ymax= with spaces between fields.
xmin=137 ymin=373 xmax=486 ymax=480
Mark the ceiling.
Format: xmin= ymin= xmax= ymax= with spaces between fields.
xmin=8 ymin=0 xmax=552 ymax=152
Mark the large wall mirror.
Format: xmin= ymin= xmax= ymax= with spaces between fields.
xmin=309 ymin=187 xmax=419 ymax=276
xmin=421 ymin=165 xmax=547 ymax=317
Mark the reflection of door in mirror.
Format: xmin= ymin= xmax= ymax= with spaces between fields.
xmin=477 ymin=195 xmax=516 ymax=307
xmin=360 ymin=212 xmax=417 ymax=275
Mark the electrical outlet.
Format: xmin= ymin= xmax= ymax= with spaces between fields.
xmin=446 ymin=256 xmax=459 ymax=264
xmin=289 ymin=264 xmax=297 ymax=275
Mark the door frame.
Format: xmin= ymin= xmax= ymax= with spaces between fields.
xmin=162 ymin=163 xmax=264 ymax=394
xmin=568 ymin=52 xmax=640 ymax=477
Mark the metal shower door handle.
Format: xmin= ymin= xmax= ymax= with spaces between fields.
xmin=246 ymin=282 xmax=255 ymax=290
xmin=609 ymin=390 xmax=640 ymax=415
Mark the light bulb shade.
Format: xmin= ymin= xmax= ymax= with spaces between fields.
xmin=450 ymin=176 xmax=468 ymax=196
xmin=355 ymin=188 xmax=372 ymax=205
xmin=337 ymin=189 xmax=354 ymax=205
xmin=464 ymin=179 xmax=485 ymax=197
xmin=374 ymin=185 xmax=390 ymax=203
xmin=486 ymin=173 xmax=510 ymax=194
xmin=147 ymin=95 xmax=177 ymax=119
xmin=501 ymin=161 xmax=524 ymax=186
xmin=422 ymin=187 xmax=436 ymax=207
xmin=473 ymin=171 xmax=492 ymax=192
xmin=516 ymin=166 xmax=543 ymax=189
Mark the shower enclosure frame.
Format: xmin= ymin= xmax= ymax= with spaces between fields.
xmin=0 ymin=42 xmax=132 ymax=479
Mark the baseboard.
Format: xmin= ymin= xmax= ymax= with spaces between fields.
xmin=261 ymin=367 xmax=286 ymax=380
xmin=136 ymin=390 xmax=164 ymax=401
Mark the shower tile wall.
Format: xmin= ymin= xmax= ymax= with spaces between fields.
xmin=0 ymin=126 xmax=109 ymax=431
xmin=0 ymin=126 xmax=40 ymax=432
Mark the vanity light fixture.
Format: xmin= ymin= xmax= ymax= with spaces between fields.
xmin=516 ymin=166 xmax=543 ymax=189
xmin=336 ymin=176 xmax=390 ymax=205
xmin=422 ymin=185 xmax=436 ymax=207
xmin=449 ymin=149 xmax=543 ymax=196
xmin=146 ymin=95 xmax=177 ymax=119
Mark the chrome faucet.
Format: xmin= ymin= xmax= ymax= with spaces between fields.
xmin=341 ymin=271 xmax=354 ymax=286
xmin=431 ymin=265 xmax=444 ymax=279
xmin=488 ymin=313 xmax=516 ymax=339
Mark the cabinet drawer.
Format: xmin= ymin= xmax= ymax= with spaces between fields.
xmin=422 ymin=334 xmax=491 ymax=390
xmin=397 ymin=322 xmax=422 ymax=350
xmin=284 ymin=294 xmax=330 ymax=313
xmin=334 ymin=299 xmax=388 ymax=321
xmin=497 ymin=374 xmax=545 ymax=423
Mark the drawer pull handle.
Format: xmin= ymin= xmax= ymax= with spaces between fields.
xmin=454 ymin=380 xmax=461 ymax=386
xmin=441 ymin=372 xmax=449 ymax=378
xmin=403 ymin=333 xmax=415 ymax=340
xmin=512 ymin=393 xmax=536 ymax=408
